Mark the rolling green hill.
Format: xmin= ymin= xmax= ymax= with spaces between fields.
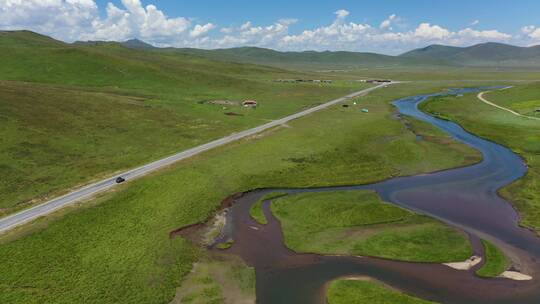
xmin=0 ymin=30 xmax=365 ymax=214
xmin=120 ymin=40 xmax=540 ymax=70
xmin=169 ymin=47 xmax=429 ymax=69
xmin=401 ymin=42 xmax=540 ymax=68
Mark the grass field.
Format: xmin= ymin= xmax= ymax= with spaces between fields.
xmin=331 ymin=67 xmax=540 ymax=82
xmin=420 ymin=84 xmax=540 ymax=233
xmin=476 ymin=240 xmax=509 ymax=278
xmin=170 ymin=254 xmax=255 ymax=304
xmin=271 ymin=191 xmax=472 ymax=262
xmin=327 ymin=279 xmax=435 ymax=304
xmin=0 ymin=80 xmax=490 ymax=303
xmin=488 ymin=83 xmax=540 ymax=117
xmin=0 ymin=31 xmax=369 ymax=215
xmin=249 ymin=191 xmax=288 ymax=225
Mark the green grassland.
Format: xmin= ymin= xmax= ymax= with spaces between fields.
xmin=476 ymin=240 xmax=509 ymax=278
xmin=170 ymin=254 xmax=255 ymax=304
xmin=488 ymin=83 xmax=540 ymax=117
xmin=271 ymin=191 xmax=472 ymax=262
xmin=249 ymin=191 xmax=288 ymax=224
xmin=0 ymin=81 xmax=488 ymax=303
xmin=0 ymin=31 xmax=370 ymax=214
xmin=327 ymin=279 xmax=435 ymax=304
xmin=321 ymin=67 xmax=540 ymax=82
xmin=420 ymin=85 xmax=540 ymax=233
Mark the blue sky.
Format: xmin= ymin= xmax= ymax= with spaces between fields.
xmin=97 ymin=0 xmax=538 ymax=34
xmin=2 ymin=0 xmax=540 ymax=54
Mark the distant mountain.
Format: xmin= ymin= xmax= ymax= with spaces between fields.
xmin=172 ymin=43 xmax=540 ymax=69
xmin=121 ymin=39 xmax=155 ymax=50
xmin=401 ymin=42 xmax=540 ymax=67
xmin=172 ymin=47 xmax=429 ymax=69
xmin=2 ymin=30 xmax=540 ymax=70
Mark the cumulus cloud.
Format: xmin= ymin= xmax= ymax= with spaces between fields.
xmin=335 ymin=9 xmax=350 ymax=19
xmin=380 ymin=14 xmax=397 ymax=30
xmin=413 ymin=23 xmax=451 ymax=40
xmin=190 ymin=23 xmax=215 ymax=37
xmin=522 ymin=25 xmax=540 ymax=40
xmin=0 ymin=0 xmax=201 ymax=44
xmin=0 ymin=2 xmax=528 ymax=53
xmin=281 ymin=11 xmax=371 ymax=49
xmin=279 ymin=12 xmax=512 ymax=53
xmin=0 ymin=0 xmax=98 ymax=40
xmin=457 ymin=28 xmax=511 ymax=40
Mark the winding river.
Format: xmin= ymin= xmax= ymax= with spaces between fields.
xmin=210 ymin=88 xmax=540 ymax=303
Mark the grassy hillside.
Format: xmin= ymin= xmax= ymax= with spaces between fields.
xmin=0 ymin=81 xmax=485 ymax=304
xmin=420 ymin=84 xmax=540 ymax=232
xmin=171 ymin=43 xmax=540 ymax=70
xmin=402 ymin=43 xmax=540 ymax=68
xmin=172 ymin=47 xmax=428 ymax=69
xmin=0 ymin=31 xmax=368 ymax=214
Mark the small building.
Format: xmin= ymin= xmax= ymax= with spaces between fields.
xmin=242 ymin=100 xmax=258 ymax=108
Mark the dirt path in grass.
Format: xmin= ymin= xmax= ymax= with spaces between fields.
xmin=477 ymin=91 xmax=540 ymax=121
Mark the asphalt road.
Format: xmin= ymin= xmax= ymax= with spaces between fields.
xmin=0 ymin=82 xmax=392 ymax=233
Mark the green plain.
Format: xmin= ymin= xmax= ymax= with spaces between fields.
xmin=476 ymin=240 xmax=510 ymax=278
xmin=249 ymin=191 xmax=288 ymax=224
xmin=0 ymin=31 xmax=366 ymax=215
xmin=271 ymin=191 xmax=472 ymax=262
xmin=0 ymin=80 xmax=487 ymax=303
xmin=327 ymin=280 xmax=435 ymax=304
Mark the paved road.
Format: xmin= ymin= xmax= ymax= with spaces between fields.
xmin=478 ymin=91 xmax=540 ymax=121
xmin=0 ymin=82 xmax=393 ymax=234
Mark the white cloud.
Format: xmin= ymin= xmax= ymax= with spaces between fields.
xmin=380 ymin=14 xmax=396 ymax=30
xmin=280 ymin=13 xmax=512 ymax=53
xmin=457 ymin=28 xmax=511 ymax=40
xmin=0 ymin=0 xmax=199 ymax=43
xmin=414 ymin=23 xmax=451 ymax=40
xmin=335 ymin=9 xmax=350 ymax=19
xmin=522 ymin=25 xmax=535 ymax=34
xmin=220 ymin=27 xmax=233 ymax=34
xmin=522 ymin=25 xmax=540 ymax=40
xmin=211 ymin=18 xmax=297 ymax=48
xmin=282 ymin=11 xmax=371 ymax=49
xmin=86 ymin=0 xmax=191 ymax=41
xmin=0 ymin=3 xmax=527 ymax=53
xmin=470 ymin=20 xmax=480 ymax=26
xmin=530 ymin=29 xmax=540 ymax=40
xmin=190 ymin=23 xmax=215 ymax=37
xmin=0 ymin=0 xmax=98 ymax=39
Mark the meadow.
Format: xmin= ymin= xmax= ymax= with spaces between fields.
xmin=0 ymin=31 xmax=367 ymax=214
xmin=476 ymin=240 xmax=509 ymax=278
xmin=0 ymin=81 xmax=489 ymax=304
xmin=271 ymin=191 xmax=472 ymax=262
xmin=327 ymin=279 xmax=434 ymax=304
xmin=249 ymin=191 xmax=288 ymax=225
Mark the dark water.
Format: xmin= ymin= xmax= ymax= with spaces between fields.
xmin=217 ymin=88 xmax=540 ymax=304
